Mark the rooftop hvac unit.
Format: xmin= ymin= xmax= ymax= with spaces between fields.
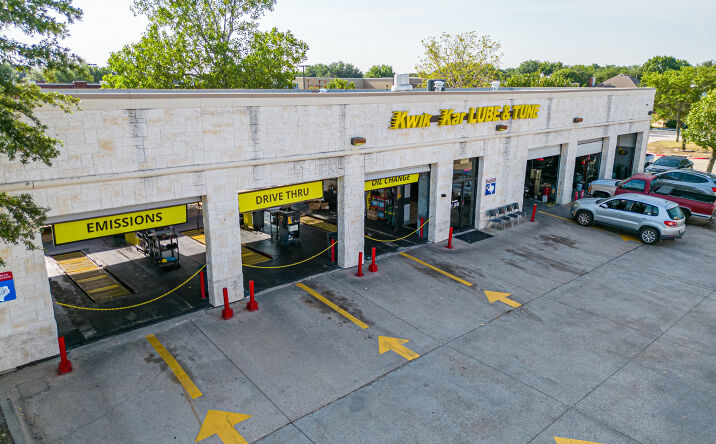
xmin=427 ymin=79 xmax=446 ymax=92
xmin=391 ymin=73 xmax=412 ymax=91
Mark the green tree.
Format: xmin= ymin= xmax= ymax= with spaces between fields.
xmin=27 ymin=63 xmax=112 ymax=83
xmin=415 ymin=31 xmax=502 ymax=88
xmin=0 ymin=0 xmax=82 ymax=265
xmin=325 ymin=78 xmax=355 ymax=89
xmin=683 ymin=90 xmax=716 ymax=173
xmin=642 ymin=66 xmax=716 ymax=149
xmin=641 ymin=55 xmax=690 ymax=74
xmin=365 ymin=64 xmax=394 ymax=78
xmin=502 ymin=72 xmax=573 ymax=87
xmin=103 ymin=0 xmax=307 ymax=89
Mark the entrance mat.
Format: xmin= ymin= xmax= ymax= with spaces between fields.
xmin=455 ymin=230 xmax=494 ymax=244
xmin=52 ymin=251 xmax=131 ymax=302
xmin=183 ymin=228 xmax=271 ymax=265
xmin=300 ymin=216 xmax=337 ymax=232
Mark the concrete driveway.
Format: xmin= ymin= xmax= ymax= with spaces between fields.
xmin=1 ymin=205 xmax=714 ymax=443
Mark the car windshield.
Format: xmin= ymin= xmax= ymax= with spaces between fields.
xmin=653 ymin=157 xmax=682 ymax=167
xmin=666 ymin=206 xmax=684 ymax=220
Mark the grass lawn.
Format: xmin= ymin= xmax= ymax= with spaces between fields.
xmin=0 ymin=409 xmax=12 ymax=444
xmin=647 ymin=140 xmax=711 ymax=156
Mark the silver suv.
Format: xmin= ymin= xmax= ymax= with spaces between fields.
xmin=654 ymin=169 xmax=716 ymax=196
xmin=569 ymin=193 xmax=686 ymax=244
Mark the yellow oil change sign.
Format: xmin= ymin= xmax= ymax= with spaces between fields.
xmin=239 ymin=181 xmax=324 ymax=213
xmin=365 ymin=174 xmax=419 ymax=191
xmin=53 ymin=205 xmax=187 ymax=245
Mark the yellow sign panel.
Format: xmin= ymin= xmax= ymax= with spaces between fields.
xmin=365 ymin=174 xmax=420 ymax=191
xmin=389 ymin=104 xmax=540 ymax=130
xmin=53 ymin=205 xmax=187 ymax=245
xmin=239 ymin=181 xmax=324 ymax=213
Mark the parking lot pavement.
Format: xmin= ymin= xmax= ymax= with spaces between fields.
xmin=1 ymin=205 xmax=715 ymax=443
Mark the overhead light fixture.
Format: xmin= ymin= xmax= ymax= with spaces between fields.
xmin=351 ymin=137 xmax=366 ymax=146
xmin=573 ymin=117 xmax=584 ymax=123
xmin=496 ymin=124 xmax=508 ymax=131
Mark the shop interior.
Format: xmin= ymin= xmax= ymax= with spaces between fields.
xmin=364 ymin=172 xmax=430 ymax=252
xmin=525 ymin=155 xmax=560 ymax=203
xmin=573 ymin=153 xmax=601 ymax=197
xmin=44 ymin=203 xmax=208 ymax=347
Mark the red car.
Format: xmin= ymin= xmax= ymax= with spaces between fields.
xmin=614 ymin=173 xmax=716 ymax=222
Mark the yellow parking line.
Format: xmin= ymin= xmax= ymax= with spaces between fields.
xmin=399 ymin=252 xmax=473 ymax=287
xmin=537 ymin=211 xmax=571 ymax=221
xmin=146 ymin=334 xmax=203 ymax=399
xmin=296 ymin=283 xmax=369 ymax=329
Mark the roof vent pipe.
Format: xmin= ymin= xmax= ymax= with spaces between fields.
xmin=391 ymin=73 xmax=412 ymax=91
xmin=491 ymin=81 xmax=501 ymax=90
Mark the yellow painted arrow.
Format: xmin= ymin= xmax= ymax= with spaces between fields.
xmin=554 ymin=437 xmax=604 ymax=444
xmin=484 ymin=290 xmax=521 ymax=308
xmin=195 ymin=410 xmax=251 ymax=444
xmin=378 ymin=336 xmax=420 ymax=361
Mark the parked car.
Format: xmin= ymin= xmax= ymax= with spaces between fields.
xmin=654 ymin=169 xmax=716 ymax=195
xmin=645 ymin=153 xmax=655 ymax=167
xmin=588 ymin=179 xmax=621 ymax=197
xmin=613 ymin=174 xmax=716 ymax=222
xmin=570 ymin=193 xmax=686 ymax=244
xmin=645 ymin=155 xmax=693 ymax=173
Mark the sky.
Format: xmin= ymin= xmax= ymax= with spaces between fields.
xmin=60 ymin=0 xmax=715 ymax=72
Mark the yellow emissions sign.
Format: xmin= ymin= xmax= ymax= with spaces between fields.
xmin=53 ymin=205 xmax=188 ymax=245
xmin=239 ymin=181 xmax=324 ymax=213
xmin=365 ymin=174 xmax=419 ymax=191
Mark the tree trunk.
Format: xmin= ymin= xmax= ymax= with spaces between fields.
xmin=708 ymin=149 xmax=716 ymax=174
xmin=676 ymin=120 xmax=681 ymax=145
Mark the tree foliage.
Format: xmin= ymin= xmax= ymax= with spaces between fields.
xmin=304 ymin=61 xmax=363 ymax=78
xmin=27 ymin=63 xmax=112 ymax=83
xmin=415 ymin=31 xmax=502 ymax=88
xmin=642 ymin=66 xmax=716 ymax=148
xmin=641 ymin=55 xmax=691 ymax=74
xmin=103 ymin=0 xmax=308 ymax=89
xmin=0 ymin=0 xmax=82 ymax=265
xmin=502 ymin=72 xmax=573 ymax=87
xmin=325 ymin=78 xmax=355 ymax=89
xmin=684 ymin=90 xmax=716 ymax=173
xmin=365 ymin=64 xmax=394 ymax=78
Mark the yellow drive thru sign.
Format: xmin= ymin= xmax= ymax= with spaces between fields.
xmin=53 ymin=205 xmax=188 ymax=245
xmin=365 ymin=174 xmax=419 ymax=191
xmin=239 ymin=181 xmax=324 ymax=212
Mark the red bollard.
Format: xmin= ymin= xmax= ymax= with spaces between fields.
xmin=356 ymin=252 xmax=364 ymax=277
xmin=330 ymin=239 xmax=336 ymax=263
xmin=57 ymin=337 xmax=72 ymax=375
xmin=246 ymin=280 xmax=259 ymax=311
xmin=221 ymin=288 xmax=234 ymax=320
xmin=530 ymin=203 xmax=537 ymax=222
xmin=574 ymin=191 xmax=578 ymax=202
xmin=446 ymin=227 xmax=455 ymax=249
xmin=580 ymin=190 xmax=585 ymax=199
xmin=199 ymin=270 xmax=206 ymax=300
xmin=419 ymin=218 xmax=425 ymax=238
xmin=369 ymin=247 xmax=378 ymax=272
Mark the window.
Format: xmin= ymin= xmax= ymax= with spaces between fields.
xmin=620 ymin=179 xmax=646 ymax=192
xmin=659 ymin=172 xmax=681 ymax=181
xmin=653 ymin=157 xmax=682 ymax=167
xmin=605 ymin=199 xmax=630 ymax=210
xmin=680 ymin=173 xmax=708 ymax=184
xmin=629 ymin=202 xmax=659 ymax=216
xmin=680 ymin=159 xmax=691 ymax=168
xmin=667 ymin=206 xmax=684 ymax=220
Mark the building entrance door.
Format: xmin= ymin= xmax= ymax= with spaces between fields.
xmin=451 ymin=158 xmax=477 ymax=232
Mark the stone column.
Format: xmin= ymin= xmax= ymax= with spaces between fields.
xmin=202 ymin=170 xmax=244 ymax=306
xmin=632 ymin=129 xmax=649 ymax=175
xmin=428 ymin=153 xmax=453 ymax=242
xmin=337 ymin=155 xmax=364 ymax=268
xmin=599 ymin=133 xmax=618 ymax=179
xmin=0 ymin=234 xmax=58 ymax=372
xmin=556 ymin=140 xmax=578 ymax=204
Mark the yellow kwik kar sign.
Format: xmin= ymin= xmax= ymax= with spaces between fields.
xmin=53 ymin=205 xmax=188 ymax=245
xmin=389 ymin=104 xmax=540 ymax=129
xmin=239 ymin=181 xmax=324 ymax=212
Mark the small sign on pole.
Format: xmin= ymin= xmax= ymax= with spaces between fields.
xmin=0 ymin=272 xmax=17 ymax=303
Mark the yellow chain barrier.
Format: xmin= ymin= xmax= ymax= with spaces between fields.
xmin=54 ymin=264 xmax=207 ymax=311
xmin=243 ymin=240 xmax=338 ymax=269
xmin=364 ymin=218 xmax=430 ymax=242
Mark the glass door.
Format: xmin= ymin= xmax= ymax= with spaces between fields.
xmin=450 ymin=182 xmax=463 ymax=229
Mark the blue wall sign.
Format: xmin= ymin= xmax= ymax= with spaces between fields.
xmin=0 ymin=271 xmax=16 ymax=303
xmin=485 ymin=178 xmax=496 ymax=196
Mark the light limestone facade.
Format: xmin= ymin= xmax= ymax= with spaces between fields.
xmin=0 ymin=87 xmax=654 ymax=371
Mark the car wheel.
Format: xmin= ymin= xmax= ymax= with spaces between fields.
xmin=576 ymin=210 xmax=593 ymax=226
xmin=639 ymin=227 xmax=659 ymax=245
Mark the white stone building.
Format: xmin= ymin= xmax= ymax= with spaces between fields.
xmin=0 ymin=87 xmax=654 ymax=371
